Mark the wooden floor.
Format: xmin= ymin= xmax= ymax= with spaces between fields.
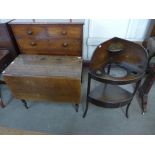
xmin=0 ymin=126 xmax=46 ymax=135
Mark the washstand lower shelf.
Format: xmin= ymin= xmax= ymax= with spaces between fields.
xmin=88 ymin=84 xmax=133 ymax=108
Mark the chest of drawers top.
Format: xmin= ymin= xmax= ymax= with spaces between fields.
xmin=10 ymin=21 xmax=84 ymax=56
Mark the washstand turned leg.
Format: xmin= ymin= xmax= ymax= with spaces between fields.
xmin=126 ymin=80 xmax=142 ymax=118
xmin=83 ymin=73 xmax=91 ymax=118
xmin=21 ymin=99 xmax=29 ymax=109
xmin=138 ymin=87 xmax=147 ymax=115
xmin=83 ymin=99 xmax=89 ymax=118
xmin=125 ymin=102 xmax=131 ymax=118
xmin=141 ymin=95 xmax=148 ymax=115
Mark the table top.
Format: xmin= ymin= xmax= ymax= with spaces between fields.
xmin=3 ymin=54 xmax=82 ymax=78
xmin=9 ymin=19 xmax=84 ymax=25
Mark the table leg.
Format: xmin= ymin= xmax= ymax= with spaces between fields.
xmin=83 ymin=99 xmax=89 ymax=118
xmin=107 ymin=63 xmax=111 ymax=74
xmin=81 ymin=63 xmax=83 ymax=83
xmin=75 ymin=104 xmax=79 ymax=112
xmin=21 ymin=99 xmax=29 ymax=109
xmin=83 ymin=73 xmax=91 ymax=118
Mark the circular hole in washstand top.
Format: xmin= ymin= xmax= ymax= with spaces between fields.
xmin=106 ymin=66 xmax=128 ymax=78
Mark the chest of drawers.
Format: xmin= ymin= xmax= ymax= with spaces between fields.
xmin=10 ymin=22 xmax=83 ymax=56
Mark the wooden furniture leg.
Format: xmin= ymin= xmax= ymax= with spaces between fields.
xmin=0 ymin=92 xmax=5 ymax=108
xmin=83 ymin=73 xmax=91 ymax=118
xmin=139 ymin=74 xmax=155 ymax=113
xmin=75 ymin=104 xmax=79 ymax=112
xmin=0 ymin=80 xmax=6 ymax=108
xmin=125 ymin=79 xmax=141 ymax=118
xmin=21 ymin=99 xmax=29 ymax=109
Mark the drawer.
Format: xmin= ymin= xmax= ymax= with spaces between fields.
xmin=20 ymin=49 xmax=82 ymax=56
xmin=17 ymin=39 xmax=82 ymax=56
xmin=11 ymin=24 xmax=83 ymax=39
xmin=47 ymin=25 xmax=82 ymax=39
xmin=11 ymin=24 xmax=47 ymax=39
xmin=17 ymin=39 xmax=48 ymax=49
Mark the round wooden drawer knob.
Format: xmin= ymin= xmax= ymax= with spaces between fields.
xmin=63 ymin=42 xmax=68 ymax=47
xmin=27 ymin=30 xmax=33 ymax=35
xmin=61 ymin=30 xmax=67 ymax=35
xmin=30 ymin=42 xmax=37 ymax=46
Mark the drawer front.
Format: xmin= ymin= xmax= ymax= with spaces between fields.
xmin=11 ymin=24 xmax=83 ymax=56
xmin=17 ymin=39 xmax=82 ymax=56
xmin=47 ymin=25 xmax=82 ymax=39
xmin=11 ymin=24 xmax=47 ymax=39
xmin=11 ymin=24 xmax=83 ymax=39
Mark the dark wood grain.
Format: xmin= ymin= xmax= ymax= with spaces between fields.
xmin=16 ymin=38 xmax=82 ymax=56
xmin=89 ymin=84 xmax=132 ymax=106
xmin=90 ymin=37 xmax=148 ymax=84
xmin=3 ymin=55 xmax=82 ymax=103
xmin=11 ymin=24 xmax=82 ymax=39
xmin=10 ymin=24 xmax=83 ymax=56
xmin=83 ymin=37 xmax=148 ymax=118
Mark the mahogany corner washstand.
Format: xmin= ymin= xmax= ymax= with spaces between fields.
xmin=83 ymin=37 xmax=148 ymax=118
xmin=3 ymin=55 xmax=82 ymax=111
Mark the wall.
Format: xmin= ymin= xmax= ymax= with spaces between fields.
xmin=85 ymin=19 xmax=151 ymax=60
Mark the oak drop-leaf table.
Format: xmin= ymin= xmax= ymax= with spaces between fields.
xmin=2 ymin=54 xmax=82 ymax=111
